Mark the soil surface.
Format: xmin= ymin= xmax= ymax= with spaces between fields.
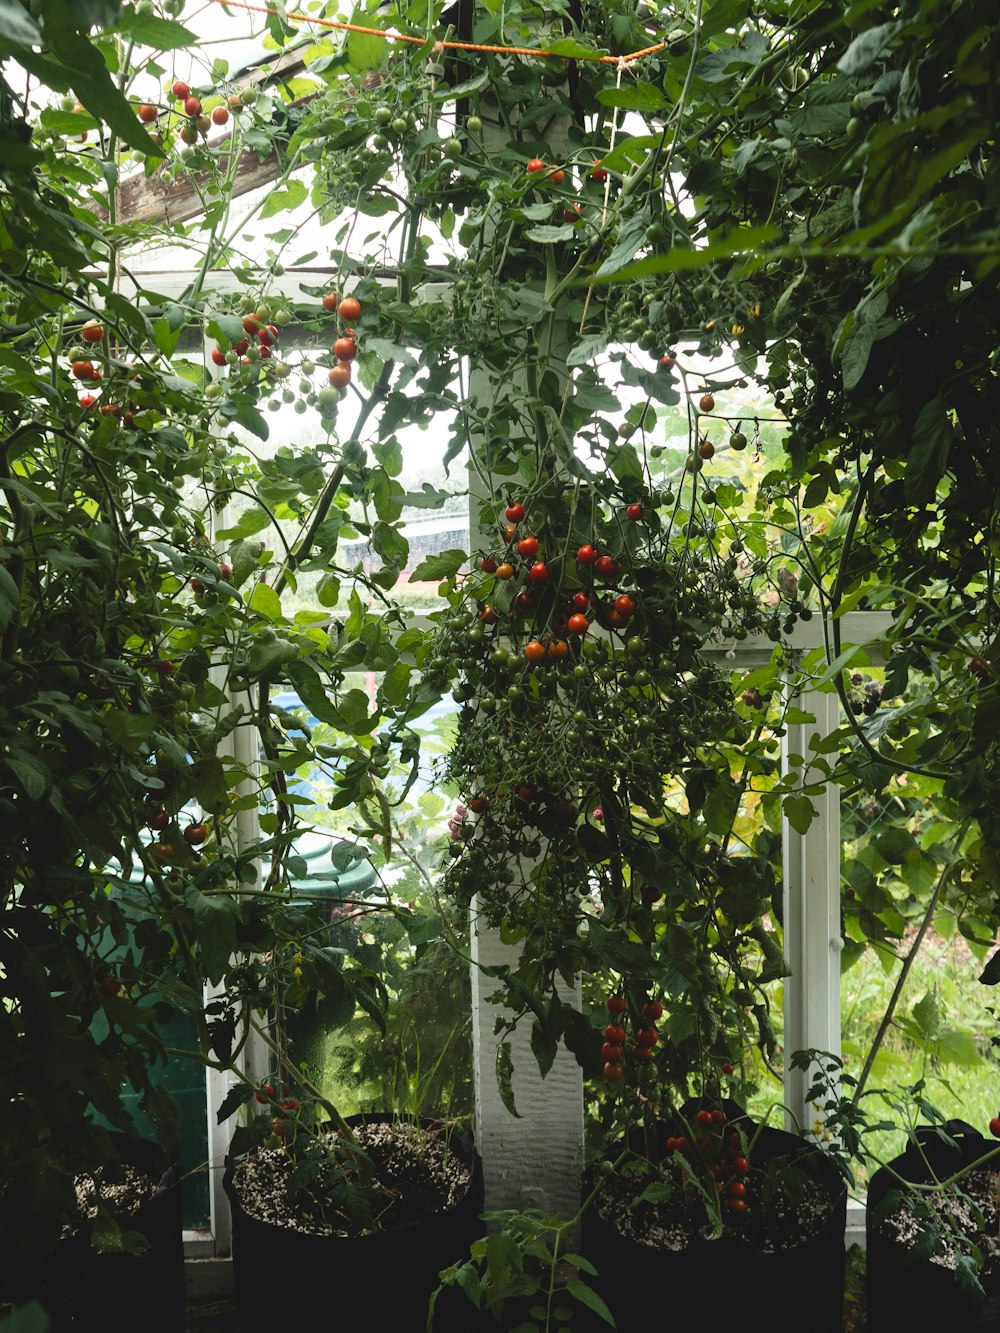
xmin=594 ymin=1148 xmax=838 ymax=1253
xmin=232 ymin=1119 xmax=471 ymax=1236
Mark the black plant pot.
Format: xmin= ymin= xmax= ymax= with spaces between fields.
xmin=6 ymin=1134 xmax=184 ymax=1333
xmin=224 ymin=1113 xmax=485 ymax=1333
xmin=582 ymin=1101 xmax=847 ymax=1333
xmin=867 ymin=1120 xmax=1000 ymax=1333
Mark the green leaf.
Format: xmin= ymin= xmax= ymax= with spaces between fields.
xmin=207 ymin=312 xmax=246 ymax=346
xmin=783 ymin=794 xmax=816 ymax=835
xmin=596 ymin=82 xmax=665 ymax=111
xmin=45 ymin=0 xmax=166 ymax=156
xmin=409 ymin=549 xmax=466 ymax=582
xmin=431 ymin=71 xmax=489 ymax=102
xmin=0 ymin=0 xmax=41 ymax=45
xmin=217 ymin=396 xmax=269 ymax=440
xmin=346 ymin=9 xmax=386 ymax=71
xmin=186 ymin=888 xmax=239 ymax=984
xmin=4 ymin=752 xmax=48 ymax=801
xmin=260 ymin=179 xmax=309 ymax=218
xmin=904 ymin=397 xmax=951 ymax=502
xmin=105 ymin=711 xmax=156 ymax=751
xmin=248 ymin=582 xmax=283 ymax=622
xmin=216 ymin=1082 xmax=254 ymax=1124
xmin=116 ymin=8 xmax=199 ymax=50
xmin=525 ymin=223 xmax=577 ymax=243
xmin=547 ymin=36 xmax=608 ymax=58
xmin=838 ymin=21 xmax=901 ymax=76
xmin=937 ymin=1027 xmax=980 ymax=1067
xmin=874 ymin=826 xmax=917 ymax=864
xmin=566 ymin=1279 xmax=616 ymax=1326
xmin=336 ymin=688 xmax=378 ymax=735
xmin=496 ymin=1040 xmax=520 ymax=1118
xmin=594 ymin=225 xmax=779 ymax=283
xmin=189 ymin=757 xmax=230 ymax=813
xmin=215 ymin=508 xmax=273 ymax=540
xmin=153 ymin=316 xmax=181 ymax=358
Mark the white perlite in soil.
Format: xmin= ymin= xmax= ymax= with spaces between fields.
xmin=877 ymin=1167 xmax=1000 ymax=1275
xmin=63 ymin=1164 xmax=158 ymax=1236
xmin=233 ymin=1120 xmax=471 ymax=1237
xmin=595 ymin=1154 xmax=836 ymax=1254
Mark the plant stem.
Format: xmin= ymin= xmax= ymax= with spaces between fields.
xmin=852 ymin=817 xmax=971 ymax=1106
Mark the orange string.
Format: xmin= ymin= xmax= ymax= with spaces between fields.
xmin=210 ymin=0 xmax=664 ymax=64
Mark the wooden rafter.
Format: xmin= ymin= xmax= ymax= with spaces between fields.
xmin=88 ymin=47 xmax=318 ymax=227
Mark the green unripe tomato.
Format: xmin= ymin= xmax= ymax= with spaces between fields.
xmin=443 ymin=137 xmax=463 ymax=159
xmin=317 ymin=386 xmax=339 ymax=410
xmin=466 ymin=114 xmax=482 ymax=133
xmin=374 ymin=106 xmax=392 ymax=126
xmin=301 ymin=358 xmax=315 ymax=375
xmin=273 ymin=309 xmax=291 ymax=326
xmin=390 ymin=116 xmax=408 ymax=134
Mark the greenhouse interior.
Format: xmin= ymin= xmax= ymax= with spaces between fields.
xmin=1 ymin=0 xmax=997 ymax=1329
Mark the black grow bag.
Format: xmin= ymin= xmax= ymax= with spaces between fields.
xmin=582 ymin=1100 xmax=847 ymax=1333
xmin=7 ymin=1134 xmax=184 ymax=1333
xmin=224 ymin=1113 xmax=484 ymax=1333
xmin=867 ymin=1120 xmax=1000 ymax=1333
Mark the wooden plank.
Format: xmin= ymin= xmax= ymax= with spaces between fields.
xmin=88 ymin=42 xmax=320 ymax=225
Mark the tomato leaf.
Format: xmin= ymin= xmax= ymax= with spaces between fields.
xmin=596 ymin=82 xmax=665 ymax=111
xmin=496 ymin=1041 xmax=520 ymax=1118
xmin=247 ymin=582 xmax=283 ymax=622
xmin=115 ymin=7 xmax=198 ymax=50
xmin=566 ymin=1279 xmax=616 ymax=1326
xmin=260 ymin=179 xmax=309 ymax=218
xmin=216 ymin=1082 xmax=254 ymax=1125
xmin=410 ymin=549 xmax=466 ymax=582
xmin=783 ymin=794 xmax=816 ymax=835
xmin=904 ymin=397 xmax=951 ymax=503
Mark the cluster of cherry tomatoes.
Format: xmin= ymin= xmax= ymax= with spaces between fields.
xmin=134 ymin=78 xmax=240 ymax=148
xmin=602 ymin=993 xmax=662 ymax=1081
xmin=667 ymin=1107 xmax=751 ymax=1216
xmin=474 ymin=497 xmax=651 ymax=664
xmin=211 ymin=305 xmax=286 ymax=371
xmin=321 ymin=291 xmax=361 ymax=392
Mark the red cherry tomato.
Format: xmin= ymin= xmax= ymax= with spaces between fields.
xmin=576 ymin=543 xmax=597 ymax=565
xmin=527 ymin=562 xmax=550 ymax=584
xmin=607 ymin=995 xmax=626 ymax=1015
xmin=505 ymin=502 xmax=525 ymax=522
xmin=567 ymin=613 xmax=589 ymax=636
xmin=516 ymin=535 xmax=539 ymax=559
xmin=626 ymin=503 xmax=644 ymax=521
xmin=594 ymin=555 xmax=617 ymax=578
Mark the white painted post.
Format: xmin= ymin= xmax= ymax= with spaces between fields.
xmin=202 ymin=357 xmax=269 ymax=1255
xmin=778 ymin=614 xmax=891 ymax=1135
xmin=470 ymin=926 xmax=585 ymax=1218
xmin=781 ymin=687 xmax=843 ymax=1134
